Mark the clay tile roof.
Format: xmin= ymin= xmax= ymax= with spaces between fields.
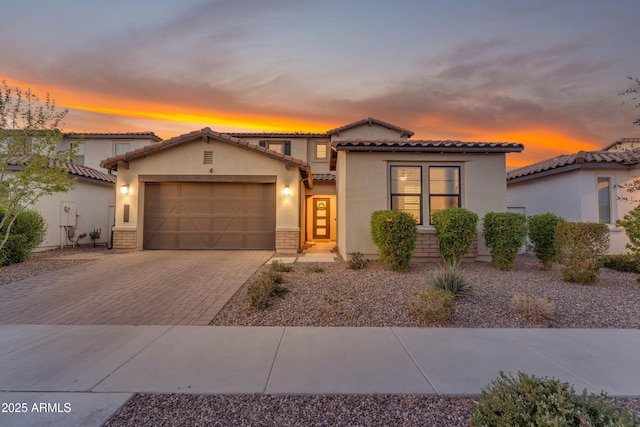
xmin=506 ymin=151 xmax=633 ymax=183
xmin=229 ymin=132 xmax=327 ymax=138
xmin=332 ymin=139 xmax=524 ymax=153
xmin=311 ymin=173 xmax=336 ymax=183
xmin=100 ymin=128 xmax=309 ymax=171
xmin=7 ymin=155 xmax=115 ymax=184
xmin=64 ymin=132 xmax=161 ymax=141
xmin=326 ymin=117 xmax=415 ymax=138
xmin=598 ymin=137 xmax=640 ymax=151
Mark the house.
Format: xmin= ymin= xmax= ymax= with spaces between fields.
xmin=6 ymin=157 xmax=116 ymax=250
xmin=101 ymin=117 xmax=524 ymax=261
xmin=507 ymin=138 xmax=640 ymax=254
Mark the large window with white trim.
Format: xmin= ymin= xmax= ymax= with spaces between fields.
xmin=390 ymin=165 xmax=461 ymax=225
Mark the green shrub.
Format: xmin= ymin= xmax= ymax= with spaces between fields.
xmin=617 ymin=205 xmax=640 ymax=256
xmin=603 ymin=254 xmax=640 ymax=273
xmin=408 ymin=288 xmax=455 ymax=325
xmin=472 ymin=371 xmax=638 ymax=427
xmin=0 ymin=209 xmax=47 ymax=266
xmin=555 ymin=222 xmax=610 ymax=284
xmin=370 ymin=210 xmax=417 ymax=272
xmin=482 ymin=212 xmax=528 ymax=270
xmin=510 ymin=292 xmax=556 ymax=323
xmin=430 ymin=264 xmax=473 ymax=298
xmin=246 ymin=269 xmax=289 ymax=311
xmin=432 ymin=207 xmax=479 ymax=265
xmin=347 ymin=251 xmax=368 ymax=270
xmin=528 ymin=212 xmax=565 ymax=270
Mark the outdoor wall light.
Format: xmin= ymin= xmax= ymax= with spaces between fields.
xmin=283 ymin=185 xmax=291 ymax=197
xmin=120 ymin=185 xmax=129 ymax=195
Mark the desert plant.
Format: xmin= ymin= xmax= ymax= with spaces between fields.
xmin=0 ymin=209 xmax=47 ymax=266
xmin=347 ymin=251 xmax=368 ymax=270
xmin=555 ymin=222 xmax=610 ymax=284
xmin=431 ymin=207 xmax=479 ymax=265
xmin=482 ymin=212 xmax=528 ymax=270
xmin=472 ymin=371 xmax=638 ymax=426
xmin=408 ymin=288 xmax=455 ymax=325
xmin=370 ymin=210 xmax=417 ymax=272
xmin=270 ymin=260 xmax=293 ymax=273
xmin=617 ymin=205 xmax=640 ymax=256
xmin=246 ymin=269 xmax=289 ymax=311
xmin=528 ymin=212 xmax=565 ymax=270
xmin=308 ymin=265 xmax=325 ymax=273
xmin=510 ymin=292 xmax=556 ymax=323
xmin=430 ymin=263 xmax=473 ymax=298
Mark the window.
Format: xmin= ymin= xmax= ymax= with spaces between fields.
xmin=391 ymin=166 xmax=422 ymax=224
xmin=316 ymin=143 xmax=327 ymax=160
xmin=114 ymin=142 xmax=130 ymax=156
xmin=597 ymin=177 xmax=611 ymax=224
xmin=259 ymin=140 xmax=291 ymax=155
xmin=73 ymin=142 xmax=85 ymax=165
xmin=429 ymin=166 xmax=460 ymax=224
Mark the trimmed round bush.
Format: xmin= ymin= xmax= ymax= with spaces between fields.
xmin=528 ymin=212 xmax=565 ymax=270
xmin=432 ymin=207 xmax=478 ymax=265
xmin=370 ymin=210 xmax=417 ymax=272
xmin=0 ymin=209 xmax=47 ymax=266
xmin=554 ymin=222 xmax=609 ymax=284
xmin=482 ymin=212 xmax=528 ymax=270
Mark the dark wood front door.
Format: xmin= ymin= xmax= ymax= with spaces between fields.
xmin=312 ymin=198 xmax=330 ymax=240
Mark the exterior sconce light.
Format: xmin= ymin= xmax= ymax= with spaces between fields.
xmin=283 ymin=185 xmax=291 ymax=197
xmin=120 ymin=185 xmax=129 ymax=195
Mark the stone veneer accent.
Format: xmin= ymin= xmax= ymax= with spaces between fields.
xmin=413 ymin=229 xmax=478 ymax=259
xmin=276 ymin=230 xmax=299 ymax=254
xmin=112 ymin=229 xmax=137 ymax=250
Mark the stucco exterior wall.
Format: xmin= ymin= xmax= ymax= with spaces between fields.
xmin=32 ymin=180 xmax=114 ymax=250
xmin=335 ymin=151 xmax=507 ymax=261
xmin=507 ymin=168 xmax=637 ymax=254
xmin=113 ymin=137 xmax=302 ymax=250
xmin=60 ymin=137 xmax=156 ymax=172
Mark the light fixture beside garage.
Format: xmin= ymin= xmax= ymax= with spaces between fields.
xmin=120 ymin=184 xmax=129 ymax=195
xmin=283 ymin=185 xmax=291 ymax=197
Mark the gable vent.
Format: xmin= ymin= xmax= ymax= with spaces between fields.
xmin=203 ymin=151 xmax=213 ymax=165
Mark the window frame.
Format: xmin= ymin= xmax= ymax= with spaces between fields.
xmin=315 ymin=143 xmax=328 ymax=160
xmin=597 ymin=176 xmax=612 ymax=224
xmin=114 ymin=142 xmax=130 ymax=156
xmin=390 ymin=165 xmax=423 ymax=225
xmin=428 ymin=165 xmax=461 ymax=224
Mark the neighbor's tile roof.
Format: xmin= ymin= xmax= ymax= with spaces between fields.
xmin=7 ymin=155 xmax=115 ymax=183
xmin=332 ymin=139 xmax=524 ymax=153
xmin=101 ymin=128 xmax=310 ymax=171
xmin=599 ymin=137 xmax=640 ymax=151
xmin=311 ymin=173 xmax=336 ymax=182
xmin=326 ymin=117 xmax=415 ymax=137
xmin=65 ymin=132 xmax=161 ymax=141
xmin=506 ymin=151 xmax=633 ymax=183
xmin=229 ymin=132 xmax=327 ymax=138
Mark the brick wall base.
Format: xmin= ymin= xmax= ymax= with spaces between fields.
xmin=276 ymin=230 xmax=299 ymax=254
xmin=112 ymin=229 xmax=137 ymax=250
xmin=413 ymin=230 xmax=478 ymax=260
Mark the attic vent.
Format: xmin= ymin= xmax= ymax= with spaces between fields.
xmin=203 ymin=151 xmax=213 ymax=165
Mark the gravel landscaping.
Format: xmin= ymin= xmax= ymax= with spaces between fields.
xmin=3 ymin=248 xmax=640 ymax=426
xmin=211 ymin=255 xmax=640 ymax=329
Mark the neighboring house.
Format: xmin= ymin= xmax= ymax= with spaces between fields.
xmin=507 ymin=138 xmax=640 ymax=254
xmin=101 ymin=117 xmax=524 ymax=261
xmin=60 ymin=132 xmax=161 ymax=172
xmin=6 ymin=157 xmax=116 ymax=250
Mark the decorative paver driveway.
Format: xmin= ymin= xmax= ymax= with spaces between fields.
xmin=0 ymin=251 xmax=272 ymax=325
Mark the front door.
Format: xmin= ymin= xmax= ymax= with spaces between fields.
xmin=312 ymin=198 xmax=330 ymax=239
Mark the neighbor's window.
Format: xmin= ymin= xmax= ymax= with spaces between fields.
xmin=316 ymin=143 xmax=327 ymax=160
xmin=429 ymin=166 xmax=461 ymax=224
xmin=390 ymin=166 xmax=422 ymax=224
xmin=597 ymin=177 xmax=611 ymax=224
xmin=114 ymin=142 xmax=130 ymax=156
xmin=73 ymin=142 xmax=85 ymax=165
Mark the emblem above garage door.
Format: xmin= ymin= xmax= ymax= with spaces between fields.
xmin=143 ymin=182 xmax=276 ymax=249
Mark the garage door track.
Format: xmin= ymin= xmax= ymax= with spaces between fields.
xmin=0 ymin=250 xmax=272 ymax=325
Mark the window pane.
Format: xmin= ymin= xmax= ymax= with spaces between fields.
xmin=429 ymin=166 xmax=459 ymax=194
xmin=597 ymin=177 xmax=611 ymax=224
xmin=429 ymin=196 xmax=459 ymax=223
xmin=268 ymin=142 xmax=283 ymax=153
xmin=115 ymin=143 xmax=130 ymax=155
xmin=316 ymin=144 xmax=327 ymax=159
xmin=392 ymin=195 xmax=421 ymax=223
xmin=391 ymin=167 xmax=421 ymax=194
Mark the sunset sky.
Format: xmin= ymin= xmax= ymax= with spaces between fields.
xmin=1 ymin=0 xmax=639 ymax=168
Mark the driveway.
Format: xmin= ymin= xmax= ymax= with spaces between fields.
xmin=0 ymin=250 xmax=272 ymax=325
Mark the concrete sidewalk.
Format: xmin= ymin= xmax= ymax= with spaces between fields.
xmin=0 ymin=326 xmax=639 ymax=426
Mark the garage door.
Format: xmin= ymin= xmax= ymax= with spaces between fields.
xmin=143 ymin=182 xmax=276 ymax=249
